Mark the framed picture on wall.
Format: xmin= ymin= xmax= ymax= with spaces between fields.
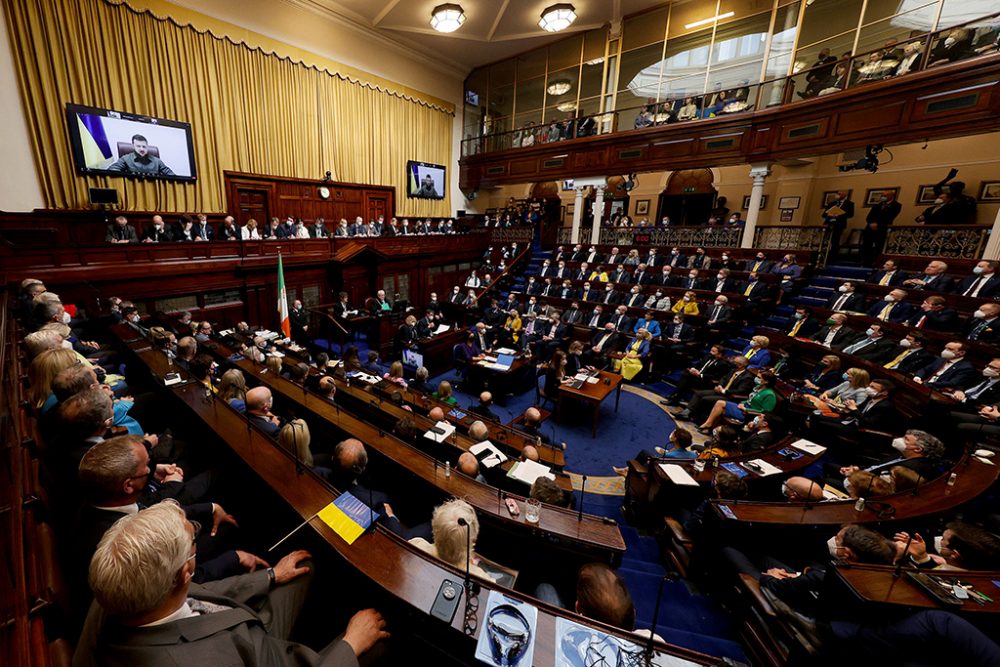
xmin=863 ymin=187 xmax=900 ymax=207
xmin=778 ymin=196 xmax=800 ymax=210
xmin=562 ymin=179 xmax=575 ymax=191
xmin=779 ymin=209 xmax=794 ymax=222
xmin=635 ymin=199 xmax=650 ymax=215
xmin=822 ymin=190 xmax=850 ymax=207
xmin=915 ymin=185 xmax=938 ymax=205
xmin=742 ymin=194 xmax=767 ymax=210
xmin=979 ymin=181 xmax=1000 ymax=202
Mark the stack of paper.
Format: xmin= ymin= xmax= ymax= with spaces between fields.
xmin=506 ymin=459 xmax=554 ymax=485
xmin=432 ymin=324 xmax=451 ymax=335
xmin=790 ymin=439 xmax=827 ymax=456
xmin=495 ymin=347 xmax=517 ymax=355
xmin=470 ymin=441 xmax=508 ymax=469
xmin=423 ymin=420 xmax=456 ymax=443
xmin=743 ymin=458 xmax=783 ymax=476
xmin=658 ymin=463 xmax=699 ymax=486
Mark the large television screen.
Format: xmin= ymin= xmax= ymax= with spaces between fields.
xmin=66 ymin=103 xmax=197 ymax=181
xmin=406 ymin=160 xmax=445 ymax=200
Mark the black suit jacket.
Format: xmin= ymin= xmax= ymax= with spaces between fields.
xmin=140 ymin=226 xmax=173 ymax=242
xmin=624 ymin=292 xmax=647 ymax=309
xmin=590 ymin=329 xmax=619 ymax=353
xmin=826 ymin=291 xmax=866 ymax=312
xmin=741 ymin=431 xmax=776 ymax=451
xmin=883 ymin=347 xmax=934 ymax=375
xmin=608 ymin=313 xmax=632 ymax=332
xmin=866 ymin=300 xmax=914 ymax=323
xmin=964 ymin=317 xmax=1000 ymax=343
xmin=680 ymin=277 xmax=704 ymax=290
xmin=610 ymin=269 xmax=631 ymax=284
xmin=810 ymin=326 xmax=859 ymax=350
xmin=718 ymin=369 xmax=756 ymax=399
xmin=841 ymin=336 xmax=896 ymax=362
xmin=957 ymin=273 xmax=1000 ymax=299
xmin=907 ymin=308 xmax=959 ymax=332
xmin=916 ymin=358 xmax=977 ymax=390
xmin=868 ymin=269 xmax=907 ymax=286
xmin=741 ymin=280 xmax=771 ymax=301
xmin=664 ymin=322 xmax=695 ymax=342
xmin=786 ymin=316 xmax=821 ymax=338
xmin=601 ymin=290 xmax=623 ymax=305
xmin=690 ymin=355 xmax=732 ymax=382
xmin=744 ymin=259 xmax=773 ymax=273
xmin=704 ymin=304 xmax=732 ymax=324
xmin=633 ymin=271 xmax=652 ymax=285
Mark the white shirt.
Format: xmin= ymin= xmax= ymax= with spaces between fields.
xmin=241 ymin=226 xmax=260 ymax=240
xmin=141 ymin=602 xmax=196 ymax=627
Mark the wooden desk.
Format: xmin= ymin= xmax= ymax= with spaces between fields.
xmin=833 ymin=563 xmax=1000 ymax=615
xmin=710 ymin=453 xmax=998 ymax=525
xmin=557 ymin=370 xmax=623 ymax=437
xmin=467 ymin=350 xmax=533 ymax=400
xmin=415 ymin=327 xmax=465 ymax=377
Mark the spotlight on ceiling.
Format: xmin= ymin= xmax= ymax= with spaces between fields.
xmin=539 ymin=3 xmax=577 ymax=32
xmin=430 ymin=3 xmax=465 ymax=33
xmin=546 ymin=79 xmax=572 ymax=96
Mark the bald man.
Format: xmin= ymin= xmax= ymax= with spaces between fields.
xmin=469 ymin=391 xmax=500 ymax=422
xmin=245 ymin=387 xmax=280 ymax=437
xmin=468 ymin=420 xmax=490 ymax=442
xmin=428 ymin=406 xmax=446 ymax=423
xmin=520 ymin=445 xmax=539 ymax=462
xmin=781 ymin=476 xmax=826 ymax=502
xmin=457 ymin=452 xmax=486 ymax=483
xmin=519 ymin=407 xmax=566 ymax=451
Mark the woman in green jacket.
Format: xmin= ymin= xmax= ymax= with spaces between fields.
xmin=698 ymin=370 xmax=778 ymax=434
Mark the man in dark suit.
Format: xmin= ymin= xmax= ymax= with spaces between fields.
xmin=741 ymin=413 xmax=777 ymax=451
xmin=105 ymin=215 xmax=139 ymax=243
xmin=704 ymin=296 xmax=733 ymax=328
xmin=632 ymin=263 xmax=652 ymax=286
xmin=822 ymin=190 xmax=854 ymax=257
xmin=861 ymin=191 xmax=901 ymax=265
xmin=840 ymin=323 xmax=896 ymax=362
xmin=786 ymin=306 xmax=821 ymax=338
xmin=800 ymin=47 xmax=838 ymax=97
xmin=666 ymin=248 xmax=687 ymax=268
xmin=245 ymin=387 xmax=281 ymax=437
xmin=811 ymin=313 xmax=859 ymax=350
xmin=826 ymin=281 xmax=866 ymax=312
xmin=289 ymin=300 xmax=310 ymax=342
xmin=310 ymin=217 xmax=330 ymax=238
xmin=902 ymin=260 xmax=954 ymax=293
xmin=653 ymin=266 xmax=675 ymax=287
xmin=868 ymin=259 xmax=907 ymax=287
xmin=744 ymin=253 xmax=772 ymax=274
xmin=677 ymin=356 xmax=755 ymax=421
xmin=585 ymin=246 xmax=602 ymax=264
xmin=644 ymin=248 xmax=661 ymax=267
xmin=76 ymin=501 xmax=387 ymax=667
xmin=882 ymin=332 xmax=935 ymax=374
xmin=623 ymin=286 xmax=647 ymax=309
xmin=194 ymin=214 xmax=216 ymax=241
xmin=606 ymin=305 xmax=631 ymax=333
xmin=569 ymin=244 xmax=586 ymax=261
xmin=524 ymin=276 xmax=542 ymax=295
xmin=573 ymin=262 xmax=590 ymax=281
xmin=472 ymin=322 xmax=494 ymax=355
xmin=663 ymin=344 xmax=731 ymax=405
xmin=605 ymin=247 xmax=624 ymax=265
xmin=560 ymin=279 xmax=578 ymax=300
xmin=140 ymin=215 xmax=173 ymax=243
xmin=587 ymin=322 xmax=619 ymax=367
xmin=610 ymin=265 xmax=631 ymax=284
xmin=709 ymin=268 xmax=736 ymax=293
xmin=538 ymin=311 xmax=568 ymax=359
xmin=218 ymin=216 xmax=240 ymax=241
xmin=740 ymin=272 xmax=771 ymax=302
xmin=914 ymin=341 xmax=977 ymax=390
xmin=414 ymin=312 xmax=434 ymax=339
xmin=663 ymin=313 xmax=697 ymax=364
xmin=964 ymin=303 xmax=1000 ymax=343
xmin=942 ymin=358 xmax=1000 ymax=412
xmin=838 ymin=429 xmax=945 ymax=482
xmin=469 ymin=391 xmax=501 ymax=422
xmin=680 ymin=269 xmax=704 ymax=291
xmin=956 ymin=260 xmax=1000 ymax=299
xmin=448 ymin=285 xmax=464 ymax=304
xmin=866 ymin=288 xmax=914 ymax=323
xmin=584 ymin=305 xmax=606 ymax=329
xmin=906 ymin=296 xmax=959 ymax=332
xmin=600 ymin=284 xmax=622 ymax=306
xmin=562 ymin=301 xmax=583 ymax=325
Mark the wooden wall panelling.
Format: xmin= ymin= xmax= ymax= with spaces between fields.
xmin=225 ymin=172 xmax=395 ymax=225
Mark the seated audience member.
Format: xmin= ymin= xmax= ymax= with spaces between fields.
xmin=825 ymin=379 xmax=898 ymax=435
xmin=408 ymin=499 xmax=494 ymax=580
xmin=907 ymin=295 xmax=958 ymax=331
xmin=278 ymin=418 xmax=317 ymax=468
xmin=241 ymin=217 xmax=261 ymax=240
xmin=362 ymin=350 xmax=384 ymax=376
xmin=780 ymin=476 xmax=826 ymax=502
xmin=699 ymin=370 xmax=778 ymax=432
xmin=675 ymin=355 xmax=755 ymax=421
xmin=664 ymin=344 xmax=731 ymax=406
xmin=869 ymin=258 xmax=907 ymax=286
xmin=957 ymin=259 xmax=1000 ymax=298
xmin=433 ymin=380 xmax=458 ymax=405
xmin=740 ymin=272 xmax=771 ymax=301
xmin=836 ymin=429 xmax=945 ymax=486
xmin=646 ymin=289 xmax=671 ymax=311
xmin=410 ymin=366 xmax=433 ymax=394
xmin=964 ymin=302 xmax=1000 ymax=342
xmin=827 ymin=281 xmax=866 ymax=312
xmin=140 ymin=215 xmax=172 ymax=242
xmin=536 ymin=563 xmax=637 ymax=632
xmin=469 ymin=391 xmax=500 ymax=422
xmin=740 ymin=335 xmax=772 ymax=369
xmin=193 ymin=214 xmax=214 ymax=241
xmin=786 ymin=305 xmax=821 ymax=338
xmin=245 ymin=387 xmax=281 ymax=437
xmin=813 ymin=367 xmax=870 ymax=412
xmin=105 ymin=215 xmax=138 ymax=244
xmin=75 ymin=502 xmax=386 ymax=666
xmin=613 ymin=427 xmax=698 ymax=476
xmin=383 ymin=361 xmax=408 ymax=388
xmin=882 ymin=331 xmax=933 ymax=373
xmin=845 ymin=469 xmax=895 ymax=499
xmin=704 ymin=295 xmax=732 ymax=329
xmin=811 ymin=313 xmax=858 ymax=350
xmin=914 ymin=341 xmax=976 ymax=390
xmin=587 ymin=322 xmax=619 ymax=368
xmin=316 ymin=376 xmax=338 ymax=402
xmin=175 ymin=215 xmax=196 ymax=241
xmin=800 ymin=354 xmax=842 ymax=394
xmin=895 ymin=520 xmax=1000 ymax=571
xmin=840 ymin=323 xmax=895 ymax=361
xmin=697 ymin=424 xmax=742 ymax=459
xmin=671 ymin=290 xmax=700 ymax=316
xmin=902 ymin=260 xmax=953 ymax=292
xmin=741 ymin=413 xmax=778 ymax=450
xmin=530 ymin=476 xmax=571 ymax=508
xmin=543 ymin=349 xmax=569 ymax=398
xmin=456 ymin=451 xmax=486 ymax=484
xmin=633 ymin=311 xmax=661 ymax=338
xmin=617 ymin=329 xmax=652 ymax=382
xmin=218 ymin=368 xmax=247 ymax=411
xmin=866 ymin=288 xmax=913 ymax=323
xmin=217 ymin=216 xmax=239 ymax=241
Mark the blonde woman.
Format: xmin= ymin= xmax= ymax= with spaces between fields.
xmin=218 ymin=368 xmax=247 ymax=410
xmin=623 ymin=249 xmax=641 ymax=266
xmin=433 ymin=380 xmax=458 ymax=405
xmin=383 ymin=361 xmax=408 ymax=388
xmin=819 ymin=367 xmax=871 ymax=408
xmin=503 ymin=309 xmax=522 ymax=344
xmin=278 ymin=418 xmax=313 ymax=467
xmin=241 ymin=218 xmax=261 ymax=240
xmin=28 ymin=348 xmax=80 ymax=413
xmin=265 ymin=356 xmax=283 ymax=375
xmin=618 ymin=328 xmax=652 ymax=382
xmin=408 ymin=499 xmax=493 ymax=580
xmin=671 ymin=291 xmax=700 ymax=316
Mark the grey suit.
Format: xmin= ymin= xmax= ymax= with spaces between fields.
xmin=74 ymin=569 xmax=358 ymax=667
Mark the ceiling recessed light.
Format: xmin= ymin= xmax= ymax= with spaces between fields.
xmin=539 ymin=3 xmax=577 ymax=33
xmin=546 ymin=79 xmax=572 ymax=96
xmin=684 ymin=11 xmax=735 ymax=30
xmin=430 ymin=3 xmax=465 ymax=33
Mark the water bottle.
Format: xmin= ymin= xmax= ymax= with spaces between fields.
xmin=947 ymin=472 xmax=957 ymax=487
xmin=445 ymin=461 xmax=451 ymax=478
xmin=854 ymin=497 xmax=866 ymax=512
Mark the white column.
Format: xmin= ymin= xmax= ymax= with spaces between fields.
xmin=983 ymin=207 xmax=1000 ymax=260
xmin=591 ymin=184 xmax=607 ymax=245
xmin=570 ymin=186 xmax=586 ymax=244
xmin=741 ymin=163 xmax=772 ymax=248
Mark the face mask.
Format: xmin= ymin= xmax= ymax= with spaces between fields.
xmin=944 ymin=37 xmax=956 ymax=47
xmin=689 ymin=274 xmax=698 ymax=279
xmin=838 ymin=285 xmax=849 ymax=293
xmin=673 ymin=320 xmax=681 ymax=325
xmin=62 ymin=311 xmax=72 ymax=324
xmin=606 ymin=286 xmax=613 ymax=291
xmin=671 ymin=250 xmax=678 ymax=255
xmin=865 ymin=387 xmax=878 ymax=396
xmin=984 ymin=368 xmax=1000 ymax=378
xmin=891 ymin=437 xmax=906 ymax=453
xmin=827 ymin=536 xmax=841 ymax=559
xmin=794 ymin=312 xmax=804 ymax=320
xmin=722 ymin=255 xmax=729 ymax=260
xmin=756 ymin=255 xmax=764 ymax=261
xmin=865 ymin=328 xmax=875 ymax=337
xmin=899 ymin=338 xmax=912 ymax=348
xmin=754 ymin=377 xmax=762 ymax=385
xmin=842 ymin=372 xmax=850 ymax=380
xmin=933 ymin=197 xmax=944 ymax=205
xmin=940 ymin=350 xmax=956 ymax=360
xmin=696 ymin=251 xmax=704 ymax=255
xmin=61 ymin=340 xmax=73 ymax=350
xmin=655 ymin=292 xmax=662 ymax=297
xmin=129 ymin=314 xmax=140 ymax=323
xmin=884 ymin=294 xmax=895 ymax=302
xmin=933 ymin=535 xmax=945 ymax=553
xmin=715 ymin=301 xmax=724 ymax=307
xmin=878 ymin=197 xmax=887 ymax=203
xmin=717 ymin=274 xmax=725 ymax=281
xmin=972 ymin=266 xmax=984 ymax=275
xmin=974 ymin=310 xmax=986 ymax=319
xmin=683 ymin=296 xmax=691 ymax=302
xmin=826 ymin=318 xmax=836 ymax=325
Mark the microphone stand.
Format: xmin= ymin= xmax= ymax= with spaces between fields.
xmin=910 ymin=471 xmax=923 ymax=496
xmin=644 ymin=575 xmax=670 ymax=666
xmin=894 ymin=533 xmax=914 ymax=577
xmin=578 ymin=474 xmax=587 ymax=521
xmin=803 ymin=479 xmax=817 ymax=510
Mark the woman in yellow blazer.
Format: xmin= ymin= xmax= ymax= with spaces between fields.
xmin=589 ymin=265 xmax=610 ymax=282
xmin=671 ymin=291 xmax=700 ymax=316
xmin=503 ymin=309 xmax=522 ymax=344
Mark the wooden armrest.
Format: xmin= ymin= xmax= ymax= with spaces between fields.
xmin=738 ymin=573 xmax=777 ymax=617
xmin=664 ymin=517 xmax=692 ymax=546
xmin=858 ymin=428 xmax=893 ymax=439
xmin=627 ymin=458 xmax=648 ymax=475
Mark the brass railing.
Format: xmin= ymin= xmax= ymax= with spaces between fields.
xmin=754 ymin=225 xmax=832 ymax=265
xmin=884 ymin=225 xmax=990 ymax=258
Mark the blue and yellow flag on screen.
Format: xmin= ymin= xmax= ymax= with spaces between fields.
xmin=77 ymin=113 xmax=112 ymax=168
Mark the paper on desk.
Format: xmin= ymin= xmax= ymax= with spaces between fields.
xmin=507 ymin=459 xmax=555 ymax=485
xmin=470 ymin=440 xmax=508 ymax=469
xmin=347 ymin=371 xmax=380 ymax=384
xmin=790 ymin=438 xmax=827 ymax=456
xmin=432 ymin=324 xmax=451 ymax=335
xmin=423 ymin=420 xmax=456 ymax=443
xmin=586 ymin=376 xmax=599 ymax=384
xmin=658 ymin=463 xmax=699 ymax=487
xmin=744 ymin=458 xmax=783 ymax=476
xmin=574 ymin=372 xmax=590 ymax=381
xmin=495 ymin=347 xmax=517 ymax=355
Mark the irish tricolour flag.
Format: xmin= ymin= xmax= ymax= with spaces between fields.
xmin=277 ymin=252 xmax=291 ymax=338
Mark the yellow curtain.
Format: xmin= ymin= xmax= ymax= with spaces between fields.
xmin=3 ymin=0 xmax=453 ymax=216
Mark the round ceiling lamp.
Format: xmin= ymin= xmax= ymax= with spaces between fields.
xmin=430 ymin=3 xmax=466 ymax=33
xmin=556 ymin=102 xmax=577 ymax=112
xmin=539 ymin=3 xmax=577 ymax=32
xmin=546 ymin=79 xmax=572 ymax=96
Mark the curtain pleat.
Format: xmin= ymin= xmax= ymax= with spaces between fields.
xmin=4 ymin=0 xmax=453 ymax=216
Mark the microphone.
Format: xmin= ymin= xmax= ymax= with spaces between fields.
xmin=911 ymin=471 xmax=923 ymax=496
xmin=803 ymin=478 xmax=817 ymax=510
xmin=894 ymin=532 xmax=914 ymax=577
xmin=290 ymin=420 xmax=304 ymax=476
xmin=644 ymin=575 xmax=672 ymax=665
xmin=578 ymin=475 xmax=587 ymax=522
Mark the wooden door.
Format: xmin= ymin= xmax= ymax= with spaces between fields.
xmin=364 ymin=193 xmax=390 ymax=223
xmin=236 ymin=188 xmax=269 ymax=226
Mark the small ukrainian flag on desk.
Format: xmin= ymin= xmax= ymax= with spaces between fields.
xmin=318 ymin=492 xmax=379 ymax=545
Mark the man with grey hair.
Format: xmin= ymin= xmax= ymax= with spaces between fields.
xmin=467 ymin=420 xmax=490 ymax=443
xmin=76 ymin=501 xmax=387 ymax=666
xmin=457 ymin=451 xmax=486 ymax=483
xmin=408 ymin=499 xmax=491 ymax=580
xmin=246 ymin=387 xmax=280 ymax=437
xmin=836 ymin=429 xmax=944 ymax=488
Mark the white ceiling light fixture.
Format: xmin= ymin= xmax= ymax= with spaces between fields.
xmin=684 ymin=11 xmax=735 ymax=30
xmin=546 ymin=79 xmax=572 ymax=95
xmin=430 ymin=3 xmax=466 ymax=33
xmin=539 ymin=3 xmax=577 ymax=33
xmin=556 ymin=102 xmax=577 ymax=112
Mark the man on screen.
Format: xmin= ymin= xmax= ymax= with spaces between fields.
xmin=416 ymin=173 xmax=439 ymax=198
xmin=107 ymin=134 xmax=175 ymax=176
